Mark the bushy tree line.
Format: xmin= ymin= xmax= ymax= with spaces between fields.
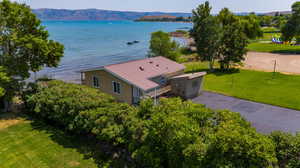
xmin=24 ymin=80 xmax=300 ymax=167
xmin=257 ymin=14 xmax=290 ymax=29
xmin=191 ymin=1 xmax=260 ymax=71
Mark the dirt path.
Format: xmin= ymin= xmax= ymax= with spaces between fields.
xmin=0 ymin=113 xmax=26 ymax=130
xmin=244 ymin=52 xmax=300 ymax=74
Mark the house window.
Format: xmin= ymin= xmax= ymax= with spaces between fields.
xmin=93 ymin=76 xmax=100 ymax=88
xmin=112 ymin=81 xmax=121 ymax=94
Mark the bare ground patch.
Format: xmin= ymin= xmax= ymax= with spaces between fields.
xmin=0 ymin=113 xmax=27 ymax=130
xmin=244 ymin=52 xmax=300 ymax=74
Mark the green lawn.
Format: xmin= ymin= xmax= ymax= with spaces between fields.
xmin=0 ymin=120 xmax=100 ymax=168
xmin=185 ymin=62 xmax=300 ymax=110
xmin=258 ymin=32 xmax=281 ymax=41
xmin=247 ymin=42 xmax=300 ymax=54
xmin=247 ymin=27 xmax=300 ymax=54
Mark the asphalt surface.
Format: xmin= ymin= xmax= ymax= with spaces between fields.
xmin=192 ymin=91 xmax=300 ymax=134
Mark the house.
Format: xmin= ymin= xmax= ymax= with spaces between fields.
xmin=80 ymin=56 xmax=206 ymax=104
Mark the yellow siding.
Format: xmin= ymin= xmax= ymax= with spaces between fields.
xmin=84 ymin=70 xmax=133 ymax=104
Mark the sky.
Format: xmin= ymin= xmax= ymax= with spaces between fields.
xmin=17 ymin=0 xmax=298 ymax=13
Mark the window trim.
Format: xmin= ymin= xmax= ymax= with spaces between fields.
xmin=112 ymin=81 xmax=121 ymax=94
xmin=92 ymin=76 xmax=100 ymax=88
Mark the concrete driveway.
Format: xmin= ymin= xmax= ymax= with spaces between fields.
xmin=192 ymin=91 xmax=300 ymax=134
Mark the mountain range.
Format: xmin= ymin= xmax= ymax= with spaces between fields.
xmin=32 ymin=9 xmax=292 ymax=21
xmin=32 ymin=9 xmax=192 ymax=21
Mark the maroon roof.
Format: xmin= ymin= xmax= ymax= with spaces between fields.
xmin=104 ymin=57 xmax=185 ymax=91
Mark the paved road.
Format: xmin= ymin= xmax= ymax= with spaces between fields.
xmin=192 ymin=91 xmax=300 ymax=134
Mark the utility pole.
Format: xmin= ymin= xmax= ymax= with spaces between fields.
xmin=272 ymin=60 xmax=277 ymax=79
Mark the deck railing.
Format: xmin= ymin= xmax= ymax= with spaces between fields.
xmin=146 ymin=85 xmax=172 ymax=98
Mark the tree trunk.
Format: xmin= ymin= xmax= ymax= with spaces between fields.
xmin=1 ymin=100 xmax=10 ymax=113
xmin=220 ymin=62 xmax=225 ymax=71
xmin=209 ymin=60 xmax=214 ymax=72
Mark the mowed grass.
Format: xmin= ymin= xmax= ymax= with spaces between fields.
xmin=0 ymin=120 xmax=99 ymax=168
xmin=257 ymin=32 xmax=281 ymax=41
xmin=247 ymin=42 xmax=300 ymax=54
xmin=185 ymin=62 xmax=300 ymax=110
xmin=248 ymin=27 xmax=300 ymax=54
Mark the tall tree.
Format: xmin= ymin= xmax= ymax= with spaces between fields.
xmin=149 ymin=31 xmax=179 ymax=61
xmin=282 ymin=2 xmax=300 ymax=42
xmin=240 ymin=14 xmax=263 ymax=39
xmin=191 ymin=1 xmax=221 ymax=71
xmin=218 ymin=8 xmax=248 ymax=70
xmin=0 ymin=0 xmax=64 ymax=108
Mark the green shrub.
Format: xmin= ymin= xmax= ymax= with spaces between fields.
xmin=25 ymin=81 xmax=285 ymax=167
xmin=25 ymin=80 xmax=115 ymax=131
xmin=74 ymin=102 xmax=137 ymax=145
xmin=205 ymin=111 xmax=277 ymax=167
xmin=130 ymin=98 xmax=276 ymax=168
xmin=270 ymin=131 xmax=300 ymax=168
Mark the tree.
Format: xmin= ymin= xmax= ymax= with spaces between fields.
xmin=259 ymin=15 xmax=273 ymax=27
xmin=218 ymin=8 xmax=248 ymax=70
xmin=191 ymin=1 xmax=221 ymax=71
xmin=282 ymin=2 xmax=300 ymax=42
xmin=191 ymin=4 xmax=250 ymax=71
xmin=149 ymin=31 xmax=180 ymax=61
xmin=273 ymin=15 xmax=287 ymax=29
xmin=240 ymin=14 xmax=263 ymax=39
xmin=0 ymin=0 xmax=64 ymax=108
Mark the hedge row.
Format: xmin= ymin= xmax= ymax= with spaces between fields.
xmin=24 ymin=80 xmax=300 ymax=168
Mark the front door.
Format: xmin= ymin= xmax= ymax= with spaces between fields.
xmin=132 ymin=87 xmax=140 ymax=104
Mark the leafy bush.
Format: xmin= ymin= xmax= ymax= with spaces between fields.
xmin=74 ymin=102 xmax=137 ymax=145
xmin=25 ymin=81 xmax=292 ymax=167
xmin=129 ymin=98 xmax=276 ymax=168
xmin=25 ymin=80 xmax=115 ymax=131
xmin=270 ymin=132 xmax=300 ymax=168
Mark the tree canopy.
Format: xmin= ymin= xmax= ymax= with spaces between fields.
xmin=149 ymin=31 xmax=180 ymax=61
xmin=218 ymin=8 xmax=248 ymax=70
xmin=282 ymin=2 xmax=300 ymax=42
xmin=191 ymin=1 xmax=221 ymax=71
xmin=0 ymin=0 xmax=64 ymax=101
xmin=240 ymin=14 xmax=263 ymax=39
xmin=191 ymin=2 xmax=249 ymax=71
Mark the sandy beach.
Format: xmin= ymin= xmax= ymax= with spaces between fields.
xmin=244 ymin=52 xmax=300 ymax=74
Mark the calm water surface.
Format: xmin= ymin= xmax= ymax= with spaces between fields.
xmin=36 ymin=21 xmax=192 ymax=82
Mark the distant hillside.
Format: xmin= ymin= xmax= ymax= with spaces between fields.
xmin=263 ymin=11 xmax=292 ymax=16
xmin=32 ymin=8 xmax=192 ymax=21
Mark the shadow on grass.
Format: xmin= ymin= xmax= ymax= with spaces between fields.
xmin=271 ymin=50 xmax=300 ymax=55
xmin=29 ymin=117 xmax=131 ymax=168
xmin=186 ymin=68 xmax=240 ymax=76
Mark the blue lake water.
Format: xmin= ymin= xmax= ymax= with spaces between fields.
xmin=37 ymin=20 xmax=192 ymax=82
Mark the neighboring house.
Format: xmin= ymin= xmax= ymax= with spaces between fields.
xmin=80 ymin=56 xmax=206 ymax=104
